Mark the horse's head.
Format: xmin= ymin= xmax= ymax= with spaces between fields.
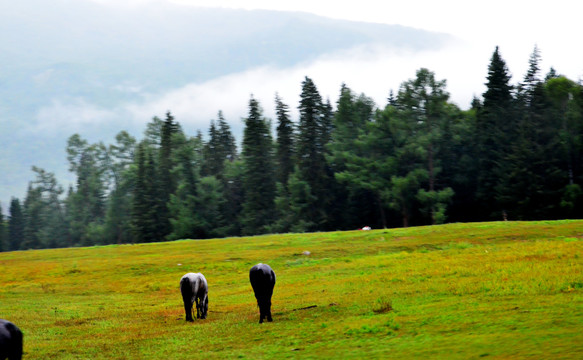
xmin=200 ymin=294 xmax=209 ymax=319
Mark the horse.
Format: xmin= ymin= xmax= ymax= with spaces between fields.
xmin=0 ymin=319 xmax=22 ymax=360
xmin=180 ymin=273 xmax=208 ymax=322
xmin=249 ymin=263 xmax=276 ymax=324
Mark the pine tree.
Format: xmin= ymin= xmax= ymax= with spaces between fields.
xmin=157 ymin=111 xmax=180 ymax=239
xmin=77 ymin=151 xmax=106 ymax=220
xmin=545 ymin=67 xmax=559 ymax=81
xmin=0 ymin=203 xmax=5 ymax=252
xmin=275 ymin=94 xmax=295 ymax=187
xmin=193 ymin=176 xmax=228 ymax=238
xmin=103 ymin=131 xmax=137 ymax=245
xmin=202 ymin=120 xmax=221 ymax=177
xmin=334 ymin=103 xmax=396 ymax=228
xmin=103 ymin=184 xmax=132 ymax=245
xmin=143 ymin=116 xmax=164 ymax=148
xmin=320 ymin=98 xmax=334 ymax=152
xmin=21 ymin=183 xmax=42 ymax=249
xmin=499 ymin=47 xmax=570 ymax=219
xmin=387 ymin=89 xmax=397 ymax=106
xmin=328 ymin=84 xmax=379 ymax=229
xmin=546 ymin=76 xmax=583 ymax=218
xmin=109 ymin=131 xmax=136 ymax=185
xmin=35 ymin=167 xmax=66 ymax=247
xmin=497 ymin=46 xmax=545 ymax=219
xmin=202 ymin=112 xmax=237 ymax=178
xmin=240 ymin=96 xmax=276 ymax=235
xmin=221 ymin=159 xmax=244 ymax=236
xmin=396 ymin=68 xmax=454 ymax=225
xmin=328 ymin=84 xmax=374 ymax=171
xmin=21 ymin=168 xmax=66 ymax=249
xmin=295 ymin=76 xmax=334 ymax=229
xmin=8 ymin=198 xmax=24 ymax=251
xmin=439 ymin=105 xmax=479 ymax=223
xmin=131 ymin=143 xmax=160 ymax=243
xmin=217 ymin=111 xmax=237 ymax=162
xmin=476 ymin=46 xmax=515 ymax=219
xmin=167 ymin=133 xmax=202 ymax=240
xmin=297 ymin=77 xmax=325 ymax=183
xmin=272 ymin=165 xmax=320 ymax=233
xmin=65 ymin=135 xmax=107 ymax=245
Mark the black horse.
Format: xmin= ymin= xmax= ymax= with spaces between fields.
xmin=249 ymin=263 xmax=276 ymax=324
xmin=0 ymin=319 xmax=22 ymax=360
xmin=180 ymin=273 xmax=209 ymax=322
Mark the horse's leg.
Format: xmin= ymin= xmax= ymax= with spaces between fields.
xmin=196 ymin=296 xmax=201 ymax=319
xmin=184 ymin=299 xmax=194 ymax=322
xmin=258 ymin=299 xmax=266 ymax=324
xmin=266 ymin=289 xmax=273 ymax=322
xmin=12 ymin=338 xmax=23 ymax=360
xmin=200 ymin=295 xmax=207 ymax=319
xmin=181 ymin=278 xmax=195 ymax=322
xmin=266 ymin=309 xmax=273 ymax=323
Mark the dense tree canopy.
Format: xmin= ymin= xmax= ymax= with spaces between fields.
xmin=3 ymin=46 xmax=583 ymax=251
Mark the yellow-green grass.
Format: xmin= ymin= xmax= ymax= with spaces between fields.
xmin=1 ymin=221 xmax=582 ymax=359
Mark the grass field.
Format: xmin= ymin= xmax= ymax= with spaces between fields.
xmin=1 ymin=221 xmax=582 ymax=359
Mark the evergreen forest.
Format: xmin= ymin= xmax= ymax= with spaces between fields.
xmin=1 ymin=46 xmax=583 ymax=251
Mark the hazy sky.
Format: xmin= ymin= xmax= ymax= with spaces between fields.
xmin=167 ymin=0 xmax=582 ymax=77
xmin=89 ymin=0 xmax=582 ymax=120
xmin=23 ymin=0 xmax=583 ymax=135
xmin=41 ymin=0 xmax=576 ymax=130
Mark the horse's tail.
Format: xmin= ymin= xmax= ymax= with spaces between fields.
xmin=180 ymin=276 xmax=192 ymax=299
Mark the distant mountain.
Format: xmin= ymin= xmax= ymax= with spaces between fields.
xmin=0 ymin=0 xmax=452 ymax=208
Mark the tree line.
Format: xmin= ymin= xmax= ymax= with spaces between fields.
xmin=1 ymin=46 xmax=582 ymax=251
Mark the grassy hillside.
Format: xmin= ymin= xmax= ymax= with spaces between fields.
xmin=1 ymin=221 xmax=582 ymax=359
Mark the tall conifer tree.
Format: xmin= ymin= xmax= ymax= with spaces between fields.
xmin=103 ymin=131 xmax=136 ymax=244
xmin=295 ymin=76 xmax=334 ymax=229
xmin=217 ymin=111 xmax=237 ymax=162
xmin=202 ymin=112 xmax=237 ymax=178
xmin=0 ymin=204 xmax=5 ymax=251
xmin=275 ymin=94 xmax=295 ymax=187
xmin=500 ymin=46 xmax=563 ymax=219
xmin=396 ymin=68 xmax=454 ymax=225
xmin=157 ymin=111 xmax=180 ymax=238
xmin=476 ymin=46 xmax=514 ymax=219
xmin=65 ymin=135 xmax=107 ymax=245
xmin=202 ymin=120 xmax=220 ymax=177
xmin=167 ymin=133 xmax=205 ymax=240
xmin=328 ymin=84 xmax=379 ymax=229
xmin=8 ymin=198 xmax=24 ymax=251
xmin=132 ymin=143 xmax=160 ymax=243
xmin=22 ymin=184 xmax=42 ymax=249
xmin=240 ymin=97 xmax=275 ymax=235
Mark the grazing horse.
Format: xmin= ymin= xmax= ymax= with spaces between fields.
xmin=180 ymin=273 xmax=208 ymax=322
xmin=0 ymin=319 xmax=22 ymax=360
xmin=249 ymin=263 xmax=276 ymax=323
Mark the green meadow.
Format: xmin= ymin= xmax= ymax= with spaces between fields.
xmin=1 ymin=221 xmax=582 ymax=359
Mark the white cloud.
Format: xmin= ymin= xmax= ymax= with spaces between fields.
xmin=31 ymin=41 xmax=475 ymax=143
xmin=169 ymin=0 xmax=582 ymax=83
xmin=125 ymin=40 xmax=486 ymax=139
xmin=32 ymin=40 xmax=499 ymax=143
xmin=83 ymin=0 xmax=582 ymax=102
xmin=87 ymin=0 xmax=162 ymax=8
xmin=32 ymin=0 xmax=582 ymax=142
